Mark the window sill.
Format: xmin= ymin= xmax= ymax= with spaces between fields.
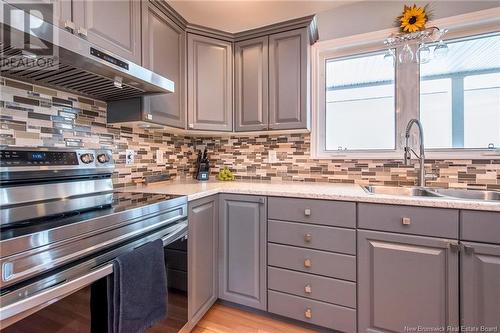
xmin=312 ymin=149 xmax=500 ymax=160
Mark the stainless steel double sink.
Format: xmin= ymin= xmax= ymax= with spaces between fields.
xmin=363 ymin=185 xmax=500 ymax=202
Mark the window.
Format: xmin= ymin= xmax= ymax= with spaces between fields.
xmin=325 ymin=51 xmax=395 ymax=151
xmin=420 ymin=33 xmax=500 ymax=149
xmin=315 ymin=14 xmax=500 ymax=159
xmin=420 ymin=78 xmax=452 ymax=148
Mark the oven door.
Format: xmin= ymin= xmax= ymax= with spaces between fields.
xmin=0 ymin=221 xmax=189 ymax=333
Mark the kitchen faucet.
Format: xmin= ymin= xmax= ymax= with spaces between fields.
xmin=404 ymin=119 xmax=433 ymax=187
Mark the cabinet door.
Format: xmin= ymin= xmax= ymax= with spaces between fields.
xmin=358 ymin=230 xmax=459 ymax=333
xmin=461 ymin=242 xmax=500 ymax=329
xmin=187 ymin=34 xmax=233 ymax=131
xmin=72 ymin=0 xmax=141 ymax=64
xmin=188 ymin=196 xmax=218 ymax=326
xmin=4 ymin=0 xmax=71 ymax=30
xmin=141 ymin=2 xmax=185 ymax=128
xmin=234 ymin=36 xmax=268 ymax=131
xmin=269 ymin=28 xmax=308 ymax=130
xmin=219 ymin=194 xmax=267 ymax=310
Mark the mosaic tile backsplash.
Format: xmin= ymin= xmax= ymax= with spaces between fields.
xmin=1 ymin=78 xmax=499 ymax=190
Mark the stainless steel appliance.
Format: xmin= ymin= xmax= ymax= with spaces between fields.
xmin=0 ymin=148 xmax=188 ymax=332
xmin=0 ymin=0 xmax=174 ymax=101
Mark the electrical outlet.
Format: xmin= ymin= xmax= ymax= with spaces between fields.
xmin=125 ymin=149 xmax=134 ymax=165
xmin=156 ymin=150 xmax=164 ymax=165
xmin=268 ymin=150 xmax=278 ymax=163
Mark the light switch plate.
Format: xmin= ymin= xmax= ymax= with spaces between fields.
xmin=125 ymin=149 xmax=134 ymax=165
xmin=156 ymin=150 xmax=164 ymax=165
xmin=268 ymin=150 xmax=278 ymax=163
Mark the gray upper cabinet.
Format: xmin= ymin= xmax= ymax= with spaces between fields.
xmin=461 ymin=242 xmax=500 ymax=329
xmin=269 ymin=29 xmax=309 ymax=130
xmin=72 ymin=0 xmax=142 ymax=64
xmin=219 ymin=194 xmax=267 ymax=310
xmin=188 ymin=196 xmax=218 ymax=326
xmin=5 ymin=0 xmax=71 ymax=31
xmin=141 ymin=1 xmax=185 ymax=128
xmin=234 ymin=36 xmax=269 ymax=131
xmin=358 ymin=230 xmax=459 ymax=333
xmin=187 ymin=34 xmax=233 ymax=131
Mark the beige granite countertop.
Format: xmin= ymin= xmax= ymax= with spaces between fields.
xmin=121 ymin=180 xmax=500 ymax=212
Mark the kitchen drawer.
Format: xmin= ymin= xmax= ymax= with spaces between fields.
xmin=268 ymin=243 xmax=356 ymax=281
xmin=358 ymin=203 xmax=458 ymax=238
xmin=268 ymin=290 xmax=356 ymax=333
xmin=461 ymin=211 xmax=500 ymax=244
xmin=268 ymin=220 xmax=355 ymax=254
xmin=268 ymin=267 xmax=356 ymax=308
xmin=165 ymin=248 xmax=187 ymax=271
xmin=268 ymin=197 xmax=355 ymax=228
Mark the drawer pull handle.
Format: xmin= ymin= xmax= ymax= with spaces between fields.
xmin=304 ymin=233 xmax=312 ymax=242
xmin=304 ymin=208 xmax=311 ymax=216
xmin=402 ymin=217 xmax=411 ymax=225
xmin=304 ymin=259 xmax=312 ymax=268
xmin=304 ymin=284 xmax=312 ymax=294
xmin=304 ymin=308 xmax=312 ymax=319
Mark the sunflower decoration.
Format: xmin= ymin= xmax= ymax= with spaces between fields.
xmin=396 ymin=4 xmax=432 ymax=33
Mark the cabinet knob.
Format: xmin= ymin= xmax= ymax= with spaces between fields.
xmin=402 ymin=217 xmax=411 ymax=225
xmin=304 ymin=284 xmax=312 ymax=294
xmin=77 ymin=27 xmax=88 ymax=38
xmin=304 ymin=233 xmax=312 ymax=242
xmin=448 ymin=241 xmax=460 ymax=252
xmin=64 ymin=20 xmax=76 ymax=33
xmin=463 ymin=244 xmax=474 ymax=255
xmin=304 ymin=259 xmax=312 ymax=268
xmin=304 ymin=208 xmax=311 ymax=216
xmin=304 ymin=308 xmax=312 ymax=319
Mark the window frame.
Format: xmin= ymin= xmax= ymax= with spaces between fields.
xmin=312 ymin=8 xmax=500 ymax=159
xmin=321 ymin=48 xmax=398 ymax=153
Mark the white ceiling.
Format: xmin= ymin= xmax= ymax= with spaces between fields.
xmin=167 ymin=0 xmax=354 ymax=33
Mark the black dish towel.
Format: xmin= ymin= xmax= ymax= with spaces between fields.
xmin=91 ymin=239 xmax=168 ymax=333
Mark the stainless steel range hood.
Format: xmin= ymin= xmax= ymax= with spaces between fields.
xmin=0 ymin=1 xmax=174 ymax=101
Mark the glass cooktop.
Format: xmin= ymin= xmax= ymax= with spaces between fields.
xmin=0 ymin=191 xmax=186 ymax=240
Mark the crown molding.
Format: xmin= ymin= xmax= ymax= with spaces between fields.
xmin=157 ymin=0 xmax=318 ymax=44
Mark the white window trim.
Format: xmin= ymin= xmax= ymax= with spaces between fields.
xmin=311 ymin=7 xmax=500 ymax=160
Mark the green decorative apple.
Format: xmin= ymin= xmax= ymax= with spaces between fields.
xmin=217 ymin=166 xmax=235 ymax=181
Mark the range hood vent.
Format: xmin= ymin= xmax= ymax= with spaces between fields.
xmin=0 ymin=2 xmax=174 ymax=101
xmin=1 ymin=45 xmax=152 ymax=101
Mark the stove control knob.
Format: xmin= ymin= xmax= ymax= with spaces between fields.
xmin=97 ymin=153 xmax=110 ymax=164
xmin=80 ymin=153 xmax=94 ymax=164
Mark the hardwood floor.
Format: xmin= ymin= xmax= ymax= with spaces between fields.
xmin=3 ymin=289 xmax=314 ymax=333
xmin=192 ymin=304 xmax=317 ymax=333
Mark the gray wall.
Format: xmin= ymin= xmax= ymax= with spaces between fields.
xmin=316 ymin=1 xmax=500 ymax=40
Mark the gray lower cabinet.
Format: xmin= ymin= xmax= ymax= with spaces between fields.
xmin=268 ymin=290 xmax=357 ymax=333
xmin=268 ymin=28 xmax=309 ymax=130
xmin=461 ymin=241 xmax=500 ymax=329
xmin=218 ymin=194 xmax=267 ymax=310
xmin=187 ymin=34 xmax=233 ymax=131
xmin=358 ymin=230 xmax=459 ymax=333
xmin=72 ymin=0 xmax=142 ymax=64
xmin=234 ymin=36 xmax=269 ymax=131
xmin=141 ymin=1 xmax=186 ymax=128
xmin=188 ymin=196 xmax=218 ymax=326
xmin=461 ymin=211 xmax=500 ymax=244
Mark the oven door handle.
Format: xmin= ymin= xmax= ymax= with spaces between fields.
xmin=159 ymin=220 xmax=188 ymax=245
xmin=0 ymin=220 xmax=188 ymax=327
